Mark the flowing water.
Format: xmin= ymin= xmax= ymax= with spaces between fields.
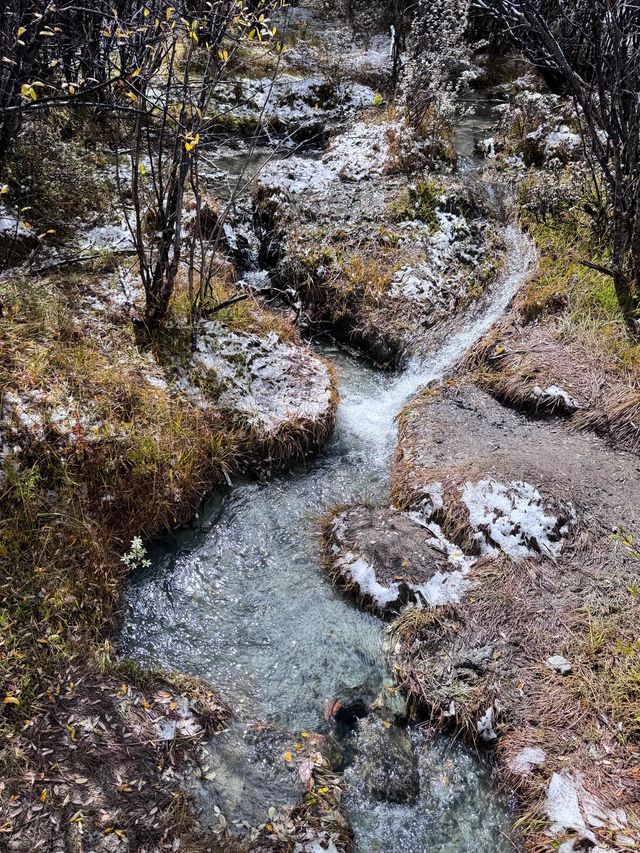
xmin=120 ymin=96 xmax=534 ymax=850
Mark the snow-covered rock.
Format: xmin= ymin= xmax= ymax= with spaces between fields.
xmin=176 ymin=321 xmax=336 ymax=444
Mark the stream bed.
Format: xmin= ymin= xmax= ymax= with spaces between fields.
xmin=119 ymin=97 xmax=532 ymax=851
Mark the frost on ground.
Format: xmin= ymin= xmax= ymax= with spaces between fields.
xmin=1 ymin=388 xmax=109 ymax=450
xmin=214 ymin=74 xmax=376 ymax=134
xmin=257 ymin=119 xmax=404 ymax=198
xmin=176 ymin=321 xmax=335 ymax=440
xmin=389 ymin=209 xmax=484 ymax=309
xmin=461 ymin=477 xmax=574 ymax=558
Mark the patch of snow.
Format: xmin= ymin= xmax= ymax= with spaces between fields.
xmin=461 ymin=478 xmax=572 ymax=559
xmin=532 ymin=384 xmax=580 ymax=413
xmin=1 ymin=388 xmax=107 ymax=446
xmin=145 ymin=375 xmax=168 ymax=390
xmin=390 ymin=207 xmax=482 ymax=309
xmin=322 ymin=120 xmax=395 ymax=181
xmin=81 ymin=221 xmax=133 ymax=251
xmin=0 ymin=203 xmax=33 ymax=238
xmin=545 ymin=655 xmax=572 ymax=675
xmin=258 ymin=156 xmax=337 ymax=195
xmin=337 ymin=551 xmax=401 ymax=609
xmin=85 ymin=271 xmax=145 ymax=318
xmin=477 ymin=705 xmax=498 ymax=741
xmin=479 ymin=136 xmax=496 ymax=158
xmin=546 ymin=772 xmax=595 ymax=842
xmin=176 ymin=321 xmax=333 ymax=436
xmin=545 ymin=772 xmax=627 ymax=846
xmin=509 ymin=746 xmax=546 ymax=775
xmin=238 ymin=269 xmax=271 ymax=291
xmin=544 ymin=126 xmax=582 ymax=159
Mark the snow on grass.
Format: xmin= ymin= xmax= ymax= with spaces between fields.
xmin=80 ymin=221 xmax=133 ymax=251
xmin=1 ymin=388 xmax=108 ymax=448
xmin=258 ymin=119 xmax=402 ymax=196
xmin=322 ymin=120 xmax=396 ymax=181
xmin=336 ymin=551 xmax=403 ymax=609
xmin=389 ymin=208 xmax=483 ymax=308
xmin=0 ymin=203 xmax=33 ymax=238
xmin=461 ymin=478 xmax=573 ymax=559
xmin=176 ymin=321 xmax=334 ymax=435
xmin=532 ymin=384 xmax=580 ymax=414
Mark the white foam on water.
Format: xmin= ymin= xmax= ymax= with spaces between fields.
xmin=338 ymin=226 xmax=537 ymax=453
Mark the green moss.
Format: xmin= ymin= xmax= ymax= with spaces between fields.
xmin=388 ymin=179 xmax=444 ymax=229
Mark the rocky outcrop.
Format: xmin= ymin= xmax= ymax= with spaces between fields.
xmin=347 ymin=716 xmax=420 ymax=805
xmin=254 ymin=123 xmax=502 ymax=366
xmin=323 ymin=504 xmax=476 ymax=617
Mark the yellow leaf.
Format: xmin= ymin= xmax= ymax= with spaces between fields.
xmin=0 ymin=184 xmax=8 ymax=194
xmin=131 ymin=67 xmax=141 ymax=78
xmin=494 ymin=344 xmax=506 ymax=354
xmin=124 ymin=91 xmax=138 ymax=102
xmin=184 ymin=131 xmax=199 ymax=152
xmin=2 ymin=695 xmax=20 ymax=705
xmin=69 ymin=811 xmax=83 ymax=824
xmin=20 ymin=84 xmax=37 ymax=100
xmin=68 ymin=83 xmax=76 ymax=94
xmin=143 ymin=7 xmax=150 ymax=16
xmin=283 ymin=751 xmax=293 ymax=762
xmin=165 ymin=6 xmax=175 ymax=20
xmin=39 ymin=790 xmax=47 ymax=801
xmin=138 ymin=163 xmax=146 ymax=175
xmin=17 ymin=26 xmax=26 ymax=37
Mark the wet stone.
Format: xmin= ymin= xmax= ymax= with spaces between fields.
xmin=349 ymin=717 xmax=420 ymax=805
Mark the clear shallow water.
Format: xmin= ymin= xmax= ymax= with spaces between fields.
xmin=120 ymin=347 xmax=396 ymax=731
xmin=345 ymin=730 xmax=513 ymax=853
xmin=120 ymin=96 xmax=534 ymax=846
xmin=119 ymin=224 xmax=534 ymax=730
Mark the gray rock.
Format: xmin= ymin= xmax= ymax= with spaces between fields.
xmin=352 ymin=717 xmax=419 ymax=805
xmin=545 ymin=655 xmax=572 ymax=675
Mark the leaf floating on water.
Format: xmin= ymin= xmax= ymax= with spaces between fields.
xmin=323 ymin=697 xmax=342 ymax=720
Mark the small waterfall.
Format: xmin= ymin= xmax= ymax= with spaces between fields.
xmin=339 ymin=225 xmax=537 ymax=453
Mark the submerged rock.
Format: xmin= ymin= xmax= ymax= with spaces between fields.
xmin=349 ymin=717 xmax=420 ymax=805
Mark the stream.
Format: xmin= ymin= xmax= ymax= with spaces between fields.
xmin=119 ymin=96 xmax=534 ymax=850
